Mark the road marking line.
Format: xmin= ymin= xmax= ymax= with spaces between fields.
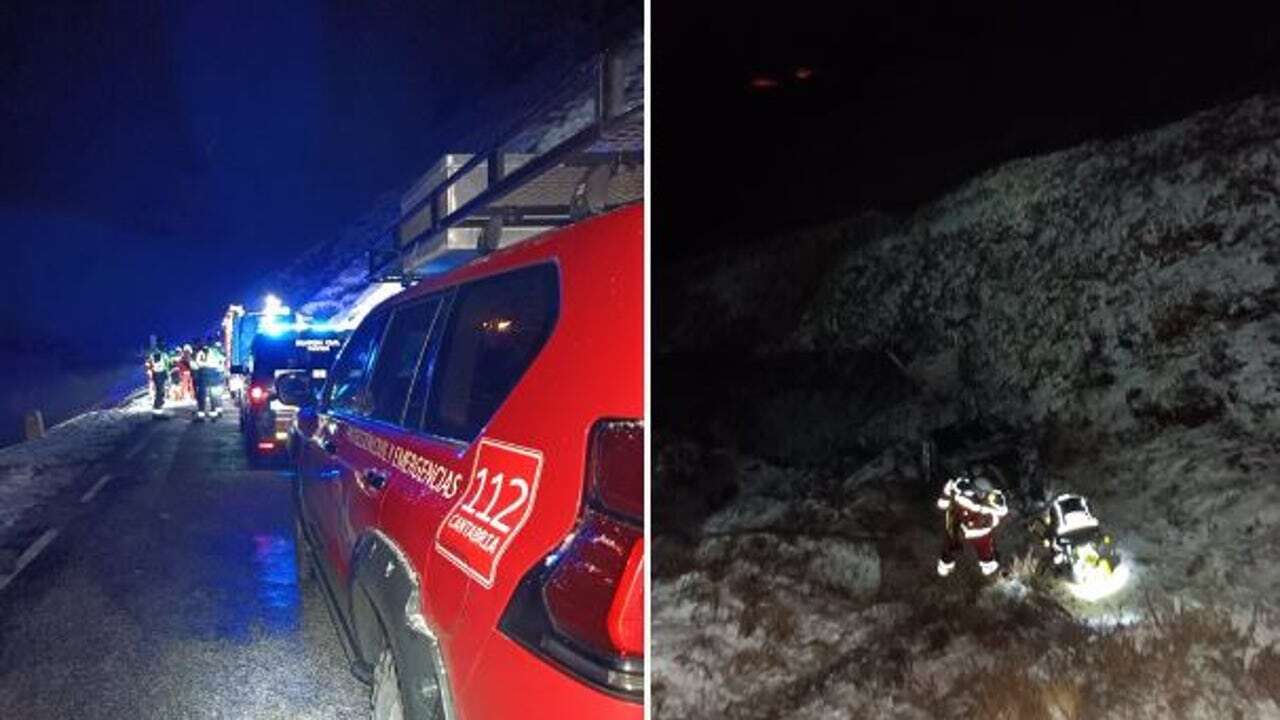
xmin=80 ymin=474 xmax=114 ymax=504
xmin=125 ymin=437 xmax=149 ymax=460
xmin=0 ymin=528 xmax=61 ymax=594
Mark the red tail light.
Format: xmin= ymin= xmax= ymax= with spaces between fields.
xmin=543 ymin=422 xmax=644 ymax=657
xmin=606 ymin=537 xmax=644 ymax=655
xmin=590 ymin=421 xmax=643 ymax=519
xmin=499 ymin=419 xmax=644 ymax=699
xmin=249 ymin=385 xmax=268 ymax=404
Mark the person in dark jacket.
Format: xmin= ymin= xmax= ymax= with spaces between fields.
xmin=145 ymin=347 xmax=169 ymax=418
xmin=191 ymin=341 xmax=211 ymax=421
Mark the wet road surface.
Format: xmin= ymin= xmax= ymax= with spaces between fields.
xmin=0 ymin=411 xmax=368 ymax=719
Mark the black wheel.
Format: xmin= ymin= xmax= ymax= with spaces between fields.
xmin=371 ymin=646 xmax=406 ymax=720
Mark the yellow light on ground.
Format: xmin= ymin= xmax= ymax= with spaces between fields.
xmin=1066 ymin=559 xmax=1131 ymax=602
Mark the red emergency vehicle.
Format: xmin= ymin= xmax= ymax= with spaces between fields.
xmin=279 ymin=36 xmax=643 ymax=719
xmin=284 ymin=205 xmax=643 ymax=718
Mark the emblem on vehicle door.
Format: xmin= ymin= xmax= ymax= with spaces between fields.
xmin=434 ymin=439 xmax=544 ymax=589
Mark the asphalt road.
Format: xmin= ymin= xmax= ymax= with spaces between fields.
xmin=0 ymin=410 xmax=368 ymax=719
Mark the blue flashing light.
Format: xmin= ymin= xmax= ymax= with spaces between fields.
xmin=305 ymin=321 xmax=344 ymax=333
xmin=260 ymin=320 xmax=290 ymax=337
xmin=259 ymin=313 xmax=345 ymax=337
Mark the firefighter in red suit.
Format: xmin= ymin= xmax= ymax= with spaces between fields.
xmin=936 ymin=475 xmax=1008 ymax=577
xmin=178 ymin=343 xmax=195 ymax=400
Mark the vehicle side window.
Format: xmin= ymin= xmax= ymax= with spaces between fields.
xmin=421 ymin=263 xmax=559 ymax=441
xmin=403 ymin=298 xmax=449 ymax=430
xmin=326 ymin=310 xmax=389 ymax=416
xmin=367 ymin=297 xmax=443 ymax=425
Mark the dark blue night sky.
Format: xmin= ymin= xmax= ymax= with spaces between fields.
xmin=654 ymin=3 xmax=1280 ymax=260
xmin=0 ymin=0 xmax=635 ymax=358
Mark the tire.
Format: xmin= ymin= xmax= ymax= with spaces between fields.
xmin=371 ymin=647 xmax=406 ymax=720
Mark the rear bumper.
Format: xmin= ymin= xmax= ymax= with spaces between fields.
xmin=245 ymin=407 xmax=292 ymax=453
xmin=272 ymin=407 xmax=297 ymax=440
xmin=453 ymin=632 xmax=642 ymax=719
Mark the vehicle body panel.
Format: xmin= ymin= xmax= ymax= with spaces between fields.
xmin=296 ymin=204 xmax=643 ymax=718
xmin=241 ymin=329 xmax=344 ymax=453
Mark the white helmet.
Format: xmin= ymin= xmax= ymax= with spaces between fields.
xmin=973 ymin=477 xmax=1005 ymax=508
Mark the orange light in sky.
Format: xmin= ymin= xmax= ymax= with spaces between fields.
xmin=749 ymin=75 xmax=779 ymax=90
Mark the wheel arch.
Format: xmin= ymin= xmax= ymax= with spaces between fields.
xmin=349 ymin=530 xmax=459 ymax=720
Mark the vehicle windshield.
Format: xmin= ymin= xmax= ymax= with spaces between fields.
xmin=249 ymin=331 xmax=344 ymax=382
xmin=1057 ymin=497 xmax=1087 ymax=516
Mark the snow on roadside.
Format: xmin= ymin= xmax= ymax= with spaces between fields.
xmin=0 ymin=388 xmax=152 ymax=543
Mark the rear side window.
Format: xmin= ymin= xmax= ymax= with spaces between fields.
xmin=421 ymin=263 xmax=559 ymax=441
xmin=367 ymin=297 xmax=443 ymax=424
xmin=326 ymin=310 xmax=389 ymax=416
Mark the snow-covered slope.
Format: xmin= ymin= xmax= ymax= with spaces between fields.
xmin=253 ymin=190 xmax=401 ymax=321
xmin=795 ymin=93 xmax=1280 ymax=445
xmin=655 ymin=94 xmax=1280 ymax=717
xmin=664 ymin=93 xmax=1280 ymax=451
xmin=654 ymin=436 xmax=1280 ymax=719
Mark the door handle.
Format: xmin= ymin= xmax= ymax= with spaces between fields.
xmin=363 ymin=469 xmax=388 ymax=490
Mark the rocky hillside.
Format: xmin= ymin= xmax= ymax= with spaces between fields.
xmin=654 ymin=94 xmax=1280 ymax=718
xmin=662 ymin=94 xmax=1280 ymax=457
xmin=251 ymin=190 xmax=400 ymax=319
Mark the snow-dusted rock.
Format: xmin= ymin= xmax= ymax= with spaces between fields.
xmin=698 ymin=532 xmax=881 ymax=600
xmin=808 ymin=537 xmax=881 ymax=597
xmin=654 ymin=93 xmax=1280 ymax=720
xmin=663 ymin=94 xmax=1280 ymax=452
xmin=798 ymin=94 xmax=1280 ymax=443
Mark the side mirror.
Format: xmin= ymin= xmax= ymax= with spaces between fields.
xmin=275 ymin=371 xmax=313 ymax=408
xmin=296 ymin=404 xmax=320 ymax=438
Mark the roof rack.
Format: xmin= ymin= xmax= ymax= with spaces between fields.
xmin=369 ymin=32 xmax=643 ymax=283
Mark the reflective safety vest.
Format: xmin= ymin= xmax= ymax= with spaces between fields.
xmin=146 ymin=351 xmax=169 ymax=375
xmin=937 ymin=478 xmax=1008 ymax=539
